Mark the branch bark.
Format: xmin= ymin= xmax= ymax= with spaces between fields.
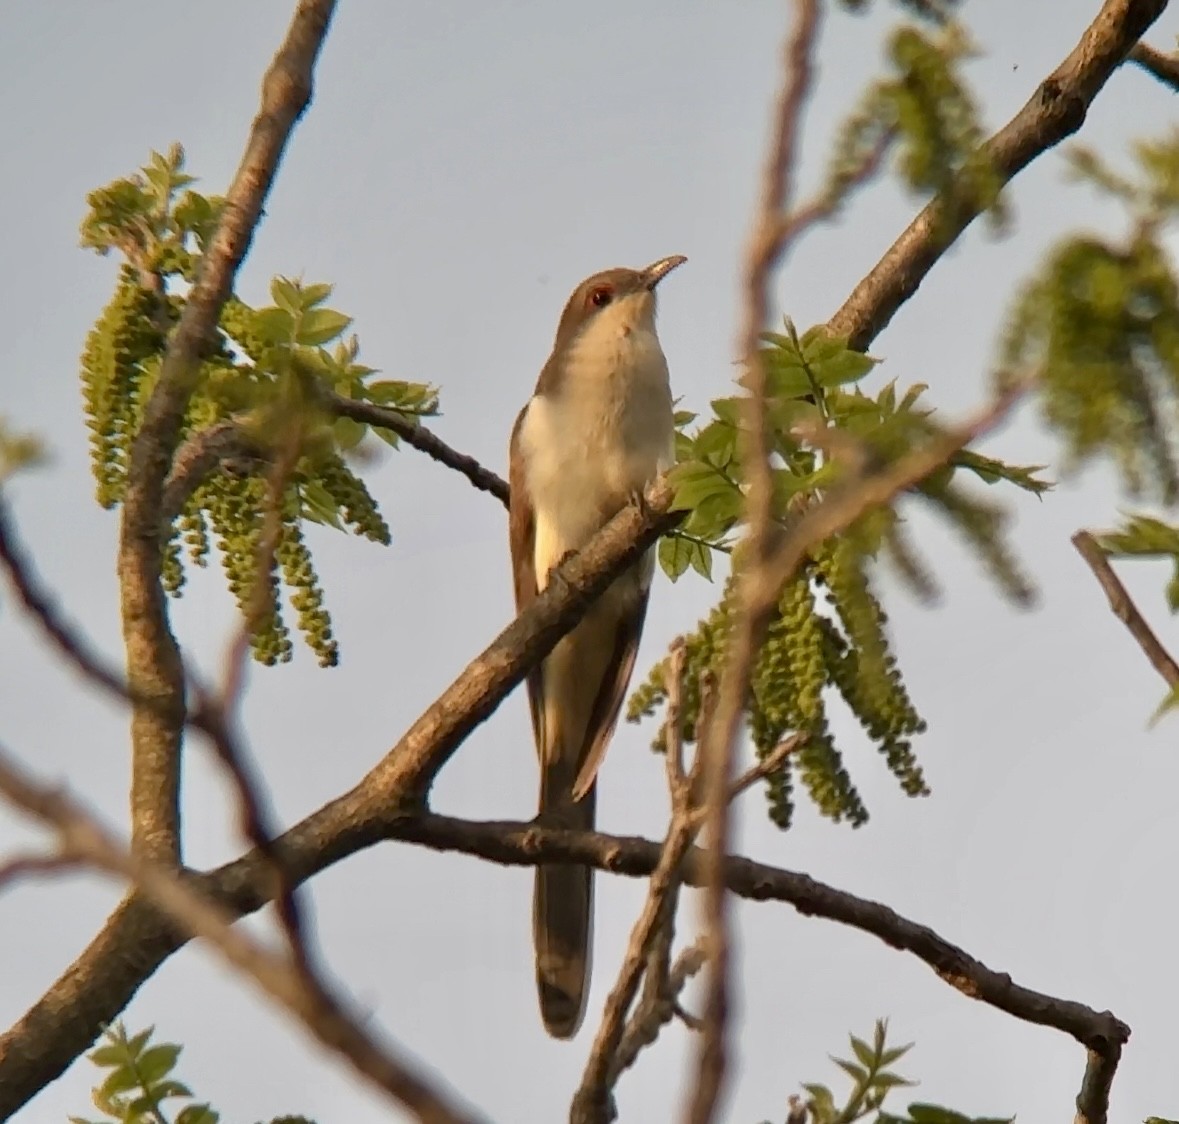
xmin=0 ymin=801 xmax=1130 ymax=1121
xmin=1072 ymin=530 xmax=1179 ymax=689
xmin=1127 ymin=40 xmax=1179 ymax=92
xmin=328 ymin=394 xmax=510 ymax=507
xmin=826 ymin=0 xmax=1169 ymax=353
xmin=0 ymin=744 xmax=482 ymax=1124
xmin=117 ymin=0 xmax=338 ymax=865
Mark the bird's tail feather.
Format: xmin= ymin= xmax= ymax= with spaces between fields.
xmin=534 ymin=755 xmax=595 ymax=1039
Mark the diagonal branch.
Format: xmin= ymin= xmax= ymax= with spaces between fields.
xmin=0 ymin=743 xmax=482 ymax=1124
xmin=328 ymin=394 xmax=509 ymax=507
xmin=1072 ymin=530 xmax=1179 ymax=689
xmin=117 ymin=0 xmax=339 ymax=865
xmin=690 ymin=4 xmax=823 ymax=1122
xmin=826 ymin=0 xmax=1169 ymax=353
xmin=1127 ymin=40 xmax=1179 ymax=92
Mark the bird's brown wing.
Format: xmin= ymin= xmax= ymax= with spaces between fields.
xmin=570 ymin=580 xmax=650 ymax=801
xmin=508 ymin=405 xmax=543 ymax=750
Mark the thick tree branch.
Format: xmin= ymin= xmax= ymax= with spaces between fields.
xmin=0 ymin=483 xmax=678 ymax=1116
xmin=117 ymin=0 xmax=338 ymax=865
xmin=0 ymin=800 xmax=1130 ymax=1121
xmin=826 ymin=0 xmax=1169 ymax=352
xmin=328 ymin=394 xmax=509 ymax=507
xmin=1128 ymin=40 xmax=1179 ymax=91
xmin=1071 ymin=531 xmax=1179 ymax=688
xmin=0 ymin=745 xmax=482 ymax=1124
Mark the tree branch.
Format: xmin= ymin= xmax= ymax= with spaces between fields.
xmin=328 ymin=394 xmax=509 ymax=507
xmin=0 ymin=799 xmax=1131 ymax=1120
xmin=0 ymin=482 xmax=679 ymax=1116
xmin=160 ymin=419 xmax=263 ymax=524
xmin=1071 ymin=531 xmax=1179 ymax=688
xmin=826 ymin=0 xmax=1169 ymax=352
xmin=691 ymin=4 xmax=823 ymax=1121
xmin=1127 ymin=40 xmax=1179 ymax=92
xmin=117 ymin=0 xmax=338 ymax=865
xmin=0 ymin=744 xmax=482 ymax=1124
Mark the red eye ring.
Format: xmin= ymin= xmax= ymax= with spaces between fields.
xmin=589 ymin=286 xmax=613 ymax=308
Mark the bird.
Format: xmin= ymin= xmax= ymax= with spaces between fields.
xmin=508 ymin=254 xmax=686 ymax=1038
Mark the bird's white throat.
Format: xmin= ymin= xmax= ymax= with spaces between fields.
xmin=518 ymin=310 xmax=673 ymax=592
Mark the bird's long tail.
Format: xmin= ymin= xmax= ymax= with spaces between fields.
xmin=534 ymin=756 xmax=596 ymax=1039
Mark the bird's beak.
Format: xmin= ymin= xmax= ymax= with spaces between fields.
xmin=640 ymin=255 xmax=687 ymax=290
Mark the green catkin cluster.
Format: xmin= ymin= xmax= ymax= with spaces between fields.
xmin=277 ymin=520 xmax=338 ymax=667
xmin=79 ymin=267 xmax=165 ymax=507
xmin=816 ymin=537 xmax=928 ymax=797
xmin=316 ymin=454 xmax=391 ymax=545
xmin=930 ymin=486 xmax=1035 ymax=606
xmin=205 ymin=474 xmax=292 ymax=666
xmin=629 ymin=537 xmax=926 ymax=829
xmin=78 ymin=152 xmax=411 ymax=669
xmin=753 ymin=569 xmax=867 ymax=828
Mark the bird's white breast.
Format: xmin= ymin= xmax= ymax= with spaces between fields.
xmin=518 ymin=315 xmax=673 ymax=593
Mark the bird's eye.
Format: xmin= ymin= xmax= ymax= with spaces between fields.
xmin=589 ymin=286 xmax=613 ymax=308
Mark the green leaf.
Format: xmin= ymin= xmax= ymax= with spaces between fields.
xmin=952 ymin=450 xmax=1052 ymax=495
xmin=873 ymin=1072 xmax=918 ymax=1089
xmin=689 ymin=543 xmax=713 ymax=579
xmin=674 ymin=409 xmax=697 ymax=427
xmin=300 ymin=480 xmax=344 ymax=529
xmin=98 ymin=1066 xmax=140 ymax=1098
xmin=270 ymin=276 xmax=301 ymax=314
xmin=879 ymin=1042 xmax=915 ymax=1067
xmin=253 ymin=307 xmax=295 ymax=347
xmin=906 ymin=1105 xmax=972 ymax=1124
xmin=177 ymin=1105 xmax=220 ymax=1124
xmin=802 ymin=1083 xmax=836 ymax=1119
xmin=88 ymin=1044 xmax=127 ymax=1068
xmin=1148 ymin=684 xmax=1179 ymax=727
xmin=849 ymin=1034 xmax=875 ymax=1068
xmin=333 ymin=416 xmax=367 ymax=452
xmin=299 ymin=281 xmax=333 ymax=309
xmin=296 ymin=308 xmax=352 ymax=347
xmin=830 ymin=1056 xmax=869 ymax=1084
xmin=659 ymin=535 xmax=693 ymax=581
xmin=136 ymin=1043 xmax=181 ymax=1085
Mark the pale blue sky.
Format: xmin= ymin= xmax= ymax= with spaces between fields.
xmin=2 ymin=2 xmax=1178 ymax=1122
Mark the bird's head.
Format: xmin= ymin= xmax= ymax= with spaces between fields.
xmin=550 ymin=255 xmax=687 ymax=354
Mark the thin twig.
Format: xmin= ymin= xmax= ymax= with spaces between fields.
xmin=572 ymin=644 xmax=700 ymax=1124
xmin=328 ymin=394 xmax=509 ymax=507
xmin=690 ymin=5 xmax=823 ymax=1122
xmin=160 ymin=419 xmax=263 ymax=524
xmin=0 ymin=500 xmax=139 ymax=705
xmin=1071 ymin=531 xmax=1179 ymax=688
xmin=727 ymin=734 xmax=806 ymax=804
xmin=0 ymin=850 xmax=84 ymax=889
xmin=1128 ymin=41 xmax=1179 ymax=92
xmin=612 ymin=940 xmax=709 ymax=1084
xmin=0 ymin=743 xmax=481 ymax=1124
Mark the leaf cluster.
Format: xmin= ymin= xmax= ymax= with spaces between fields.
xmin=69 ymin=1023 xmax=216 ymax=1124
xmin=71 ymin=1023 xmax=315 ymax=1124
xmin=79 ymin=146 xmax=437 ymax=665
xmin=637 ymin=325 xmax=1041 ymax=829
xmin=822 ymin=19 xmax=1004 ymax=229
xmin=774 ymin=1018 xmax=1012 ymax=1124
xmin=1005 ymin=133 xmax=1179 ymax=504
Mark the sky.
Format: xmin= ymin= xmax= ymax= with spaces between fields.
xmin=2 ymin=2 xmax=1178 ymax=1122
